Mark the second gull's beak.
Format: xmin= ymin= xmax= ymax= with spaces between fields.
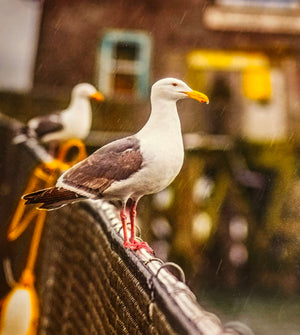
xmin=90 ymin=91 xmax=104 ymax=101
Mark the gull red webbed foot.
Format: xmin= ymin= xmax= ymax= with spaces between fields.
xmin=123 ymin=239 xmax=154 ymax=254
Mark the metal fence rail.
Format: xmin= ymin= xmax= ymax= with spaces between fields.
xmin=0 ymin=114 xmax=253 ymax=335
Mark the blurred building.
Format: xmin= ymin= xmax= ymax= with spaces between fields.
xmin=1 ymin=0 xmax=300 ymax=136
xmin=1 ymin=0 xmax=300 ymax=292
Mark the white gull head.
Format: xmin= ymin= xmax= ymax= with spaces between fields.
xmin=151 ymin=78 xmax=209 ymax=104
xmin=71 ymin=83 xmax=104 ymax=101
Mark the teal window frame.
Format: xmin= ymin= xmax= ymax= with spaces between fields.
xmin=98 ymin=30 xmax=152 ymax=99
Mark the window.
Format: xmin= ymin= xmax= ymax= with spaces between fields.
xmin=97 ymin=30 xmax=151 ymax=99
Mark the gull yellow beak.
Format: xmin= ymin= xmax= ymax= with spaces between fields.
xmin=90 ymin=91 xmax=104 ymax=101
xmin=184 ymin=90 xmax=209 ymax=104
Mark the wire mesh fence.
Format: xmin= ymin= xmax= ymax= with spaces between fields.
xmin=37 ymin=200 xmax=251 ymax=335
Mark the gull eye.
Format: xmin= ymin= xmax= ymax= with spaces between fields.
xmin=172 ymin=83 xmax=178 ymax=87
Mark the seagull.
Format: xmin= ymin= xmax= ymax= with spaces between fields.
xmin=13 ymin=83 xmax=103 ymax=144
xmin=22 ymin=78 xmax=209 ymax=252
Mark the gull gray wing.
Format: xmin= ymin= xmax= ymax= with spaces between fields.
xmin=28 ymin=113 xmax=63 ymax=138
xmin=59 ymin=136 xmax=143 ymax=196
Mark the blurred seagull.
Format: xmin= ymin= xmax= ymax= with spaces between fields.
xmin=13 ymin=83 xmax=103 ymax=145
xmin=23 ymin=78 xmax=209 ymax=252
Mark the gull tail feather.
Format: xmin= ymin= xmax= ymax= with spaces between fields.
xmin=23 ymin=187 xmax=85 ymax=210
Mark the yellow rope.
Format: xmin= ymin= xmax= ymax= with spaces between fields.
xmin=7 ymin=164 xmax=58 ymax=241
xmin=1 ymin=139 xmax=87 ymax=335
xmin=56 ymin=138 xmax=87 ymax=164
xmin=7 ymin=138 xmax=87 ymax=242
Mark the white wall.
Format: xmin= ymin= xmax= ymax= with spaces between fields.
xmin=0 ymin=0 xmax=42 ymax=93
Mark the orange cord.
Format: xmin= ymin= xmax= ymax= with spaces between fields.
xmin=7 ymin=138 xmax=87 ymax=242
xmin=7 ymin=164 xmax=58 ymax=242
xmin=1 ymin=139 xmax=87 ymax=335
xmin=6 ymin=138 xmax=87 ymax=281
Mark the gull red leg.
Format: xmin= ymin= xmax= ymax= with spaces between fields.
xmin=129 ymin=200 xmax=153 ymax=254
xmin=120 ymin=207 xmax=130 ymax=249
xmin=129 ymin=200 xmax=137 ymax=243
